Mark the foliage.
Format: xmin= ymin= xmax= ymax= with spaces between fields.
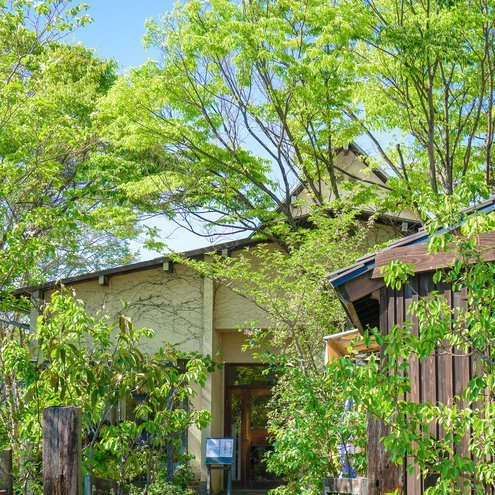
xmin=0 ymin=289 xmax=217 ymax=495
xmin=0 ymin=2 xmax=144 ymax=304
xmin=100 ymin=0 xmax=495 ymax=491
xmin=97 ymin=0 xmax=495 ymax=491
xmin=3 ymin=0 xmax=494 ymax=493
xmin=265 ymin=364 xmax=367 ymax=495
xmin=130 ymin=464 xmax=195 ymax=495
xmin=98 ymin=0 xmax=402 ymax=245
xmin=99 ymin=0 xmax=495 ymax=247
xmin=343 ymin=0 xmax=495 ymax=197
xmin=97 ymin=0 xmax=495 ymax=249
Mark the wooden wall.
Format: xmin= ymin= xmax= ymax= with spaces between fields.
xmin=377 ymin=273 xmax=492 ymax=495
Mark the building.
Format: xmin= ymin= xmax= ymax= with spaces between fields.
xmin=22 ymin=147 xmax=418 ymax=493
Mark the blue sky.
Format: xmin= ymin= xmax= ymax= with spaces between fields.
xmin=71 ymin=0 xmax=175 ymax=70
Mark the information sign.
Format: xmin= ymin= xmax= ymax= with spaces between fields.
xmin=205 ymin=437 xmax=234 ymax=464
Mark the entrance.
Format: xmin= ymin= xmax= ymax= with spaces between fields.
xmin=225 ymin=365 xmax=281 ymax=489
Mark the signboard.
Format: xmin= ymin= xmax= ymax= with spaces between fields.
xmin=205 ymin=437 xmax=234 ymax=464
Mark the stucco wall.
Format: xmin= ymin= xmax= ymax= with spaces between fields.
xmin=215 ymin=285 xmax=271 ymax=331
xmin=41 ymin=258 xmax=266 ymax=488
xmin=56 ymin=264 xmax=205 ymax=355
xmin=364 ymin=222 xmax=400 ymax=250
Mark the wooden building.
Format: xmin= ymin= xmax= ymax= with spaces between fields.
xmin=327 ymin=195 xmax=495 ymax=495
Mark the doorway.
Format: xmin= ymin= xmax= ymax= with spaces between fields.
xmin=225 ymin=365 xmax=281 ymax=489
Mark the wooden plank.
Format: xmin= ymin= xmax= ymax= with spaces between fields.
xmin=395 ymin=284 xmax=404 ymax=401
xmin=344 ymin=301 xmax=365 ymax=335
xmin=372 ymin=234 xmax=495 ymax=278
xmin=452 ymin=288 xmax=471 ymax=475
xmin=436 ymin=282 xmax=453 ymax=443
xmin=369 ymin=284 xmax=404 ymax=495
xmin=422 ymin=275 xmax=437 ymax=440
xmin=367 ymin=416 xmax=403 ymax=495
xmin=366 ymin=415 xmax=380 ymax=495
xmin=334 ymin=287 xmax=365 ymax=334
xmin=43 ymin=406 xmax=82 ymax=495
xmin=326 ymin=339 xmax=344 ymax=362
xmin=379 ymin=287 xmax=388 ymax=367
xmin=405 ymin=277 xmax=421 ymax=495
xmin=470 ymin=329 xmax=482 ymax=475
xmin=417 ymin=274 xmax=435 ymax=495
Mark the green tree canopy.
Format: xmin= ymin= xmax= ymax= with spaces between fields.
xmin=100 ymin=0 xmax=495 ymax=244
xmin=100 ymin=0 xmax=376 ymax=245
xmin=344 ymin=0 xmax=495 ymax=196
xmin=0 ymin=2 xmax=145 ymax=300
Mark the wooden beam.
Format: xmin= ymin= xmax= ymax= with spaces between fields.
xmin=326 ymin=334 xmax=380 ymax=358
xmin=341 ymin=271 xmax=386 ymax=302
xmin=162 ymin=261 xmax=174 ymax=273
xmin=367 ymin=415 xmax=403 ymax=495
xmin=372 ymin=233 xmax=495 ymax=279
xmin=325 ymin=339 xmax=344 ymax=363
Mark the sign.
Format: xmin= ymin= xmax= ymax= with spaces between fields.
xmin=205 ymin=437 xmax=234 ymax=464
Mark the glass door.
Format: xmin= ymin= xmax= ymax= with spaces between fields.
xmin=225 ymin=365 xmax=281 ymax=488
xmin=246 ymin=389 xmax=274 ymax=486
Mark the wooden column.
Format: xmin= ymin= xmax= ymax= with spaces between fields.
xmin=0 ymin=449 xmax=13 ymax=495
xmin=43 ymin=406 xmax=82 ymax=495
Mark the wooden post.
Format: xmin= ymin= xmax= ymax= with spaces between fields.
xmin=367 ymin=415 xmax=403 ymax=495
xmin=0 ymin=449 xmax=13 ymax=495
xmin=43 ymin=406 xmax=82 ymax=495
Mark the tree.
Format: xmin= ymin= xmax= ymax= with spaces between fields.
xmin=100 ymin=0 xmax=495 ymax=240
xmin=0 ymin=2 xmax=153 ymax=309
xmin=97 ymin=0 xmax=495 ymax=492
xmin=99 ymin=0 xmax=396 ymax=246
xmin=0 ymin=5 xmax=172 ymax=490
xmin=265 ymin=364 xmax=368 ymax=495
xmin=178 ymin=208 xmax=371 ymax=370
xmin=342 ymin=0 xmax=495 ymax=197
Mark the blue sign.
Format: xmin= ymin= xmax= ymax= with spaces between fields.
xmin=205 ymin=438 xmax=234 ymax=464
